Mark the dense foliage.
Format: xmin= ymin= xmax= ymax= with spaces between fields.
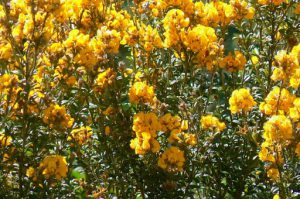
xmin=0 ymin=0 xmax=299 ymax=198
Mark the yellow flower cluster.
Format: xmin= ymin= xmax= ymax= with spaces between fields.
xmin=181 ymin=25 xmax=217 ymax=53
xmin=259 ymin=115 xmax=293 ymax=181
xmin=195 ymin=0 xmax=254 ymax=27
xmin=39 ymin=155 xmax=68 ymax=180
xmin=267 ymin=167 xmax=280 ymax=181
xmin=200 ymin=115 xmax=226 ymax=132
xmin=130 ymin=112 xmax=196 ymax=159
xmin=259 ymin=87 xmax=295 ymax=115
xmin=181 ymin=25 xmax=221 ymax=70
xmin=0 ymin=74 xmax=20 ymax=93
xmin=43 ymin=104 xmax=74 ymax=130
xmin=68 ymin=126 xmax=93 ymax=145
xmin=94 ymin=68 xmax=116 ymax=93
xmin=138 ymin=24 xmax=164 ymax=52
xmin=229 ymin=88 xmax=256 ymax=114
xmin=160 ymin=113 xmax=196 ymax=145
xmin=259 ymin=141 xmax=284 ymax=164
xmin=271 ymin=47 xmax=300 ymax=89
xmin=158 ymin=146 xmax=185 ymax=172
xmin=159 ymin=113 xmax=181 ymax=132
xmin=0 ymin=36 xmax=12 ymax=60
xmin=258 ymin=0 xmax=288 ymax=6
xmin=289 ymin=98 xmax=300 ymax=122
xmin=263 ymin=115 xmax=293 ymax=144
xmin=128 ymin=81 xmax=156 ymax=105
xmin=220 ymin=51 xmax=247 ymax=72
xmin=163 ymin=9 xmax=190 ymax=48
xmin=0 ymin=74 xmax=22 ymax=114
xmin=130 ymin=112 xmax=161 ymax=155
xmin=0 ymin=134 xmax=12 ymax=147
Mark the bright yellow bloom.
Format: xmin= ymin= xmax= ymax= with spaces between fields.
xmin=220 ymin=51 xmax=247 ymax=72
xmin=181 ymin=24 xmax=217 ymax=53
xmin=183 ymin=133 xmax=197 ymax=146
xmin=273 ymin=194 xmax=281 ymax=199
xmin=251 ymin=56 xmax=259 ymax=65
xmin=131 ymin=112 xmax=161 ymax=155
xmin=0 ymin=134 xmax=12 ymax=147
xmin=260 ymin=87 xmax=295 ymax=115
xmin=263 ymin=115 xmax=293 ymax=144
xmin=43 ymin=104 xmax=74 ymax=130
xmin=129 ymin=81 xmax=156 ymax=105
xmin=271 ymin=50 xmax=298 ymax=83
xmin=258 ymin=0 xmax=287 ymax=6
xmin=200 ymin=115 xmax=226 ymax=132
xmin=133 ymin=112 xmax=160 ymax=136
xmin=163 ymin=9 xmax=189 ymax=48
xmin=229 ymin=88 xmax=256 ymax=114
xmin=158 ymin=146 xmax=185 ymax=172
xmin=259 ymin=141 xmax=284 ymax=164
xmin=94 ymin=68 xmax=116 ymax=93
xmin=138 ymin=24 xmax=163 ymax=51
xmin=267 ymin=167 xmax=279 ymax=181
xmin=159 ymin=113 xmax=181 ymax=132
xmin=39 ymin=155 xmax=68 ymax=180
xmin=68 ymin=126 xmax=93 ymax=145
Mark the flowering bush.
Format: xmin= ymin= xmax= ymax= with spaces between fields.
xmin=0 ymin=0 xmax=299 ymax=198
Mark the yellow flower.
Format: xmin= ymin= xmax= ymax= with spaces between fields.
xmin=39 ymin=155 xmax=68 ymax=180
xmin=129 ymin=81 xmax=156 ymax=105
xmin=68 ymin=126 xmax=93 ymax=145
xmin=168 ymin=129 xmax=182 ymax=144
xmin=184 ymin=133 xmax=197 ymax=146
xmin=229 ymin=88 xmax=256 ymax=114
xmin=273 ymin=194 xmax=280 ymax=199
xmin=181 ymin=120 xmax=189 ymax=131
xmin=26 ymin=166 xmax=38 ymax=181
xmin=260 ymin=87 xmax=295 ymax=115
xmin=0 ymin=134 xmax=12 ymax=147
xmin=94 ymin=68 xmax=116 ymax=93
xmin=163 ymin=9 xmax=189 ymax=48
xmin=220 ymin=51 xmax=247 ymax=72
xmin=263 ymin=115 xmax=293 ymax=144
xmin=130 ymin=112 xmax=161 ymax=155
xmin=267 ymin=167 xmax=279 ymax=181
xmin=271 ymin=50 xmax=298 ymax=83
xmin=251 ymin=55 xmax=259 ymax=65
xmin=159 ymin=113 xmax=181 ymax=132
xmin=43 ymin=104 xmax=74 ymax=130
xmin=158 ymin=146 xmax=185 ymax=172
xmin=259 ymin=141 xmax=284 ymax=164
xmin=181 ymin=24 xmax=217 ymax=53
xmin=138 ymin=24 xmax=163 ymax=52
xmin=200 ymin=115 xmax=226 ymax=132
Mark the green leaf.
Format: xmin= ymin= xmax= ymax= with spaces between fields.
xmin=71 ymin=167 xmax=86 ymax=180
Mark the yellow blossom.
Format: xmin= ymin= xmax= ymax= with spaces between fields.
xmin=158 ymin=146 xmax=185 ymax=172
xmin=43 ymin=104 xmax=74 ymax=130
xmin=229 ymin=88 xmax=256 ymax=114
xmin=39 ymin=155 xmax=68 ymax=180
xmin=68 ymin=126 xmax=93 ymax=145
xmin=200 ymin=115 xmax=226 ymax=132
xmin=129 ymin=81 xmax=156 ymax=105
